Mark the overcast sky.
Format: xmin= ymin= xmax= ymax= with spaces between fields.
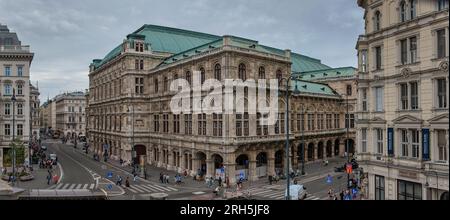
xmin=0 ymin=0 xmax=364 ymax=100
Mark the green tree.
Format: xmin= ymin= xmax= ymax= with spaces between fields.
xmin=8 ymin=138 xmax=26 ymax=166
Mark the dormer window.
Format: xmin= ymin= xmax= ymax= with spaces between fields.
xmin=400 ymin=1 xmax=407 ymax=22
xmin=135 ymin=42 xmax=144 ymax=52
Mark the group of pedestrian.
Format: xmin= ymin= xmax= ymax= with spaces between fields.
xmin=159 ymin=172 xmax=170 ymax=184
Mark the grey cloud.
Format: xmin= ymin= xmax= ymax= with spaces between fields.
xmin=0 ymin=0 xmax=363 ymax=100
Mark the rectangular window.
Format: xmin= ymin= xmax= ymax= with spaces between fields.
xmin=17 ymin=104 xmax=23 ymax=115
xmin=4 ymin=103 xmax=10 ymax=115
xmin=438 ymin=0 xmax=449 ymax=11
xmin=401 ymin=39 xmax=408 ymax=65
xmin=334 ymin=114 xmax=340 ymax=129
xmin=4 ymin=124 xmax=11 ymax=136
xmin=398 ymin=180 xmax=422 ymax=200
xmin=4 ymin=66 xmax=11 ymax=76
xmin=375 ymin=175 xmax=385 ymax=200
xmin=361 ymin=50 xmax=368 ymax=73
xmin=401 ymin=129 xmax=409 ymax=157
xmin=17 ymin=124 xmax=23 ymax=136
xmin=437 ymin=130 xmax=448 ymax=162
xmin=244 ymin=113 xmax=249 ymax=136
xmin=400 ymin=83 xmax=409 ymax=110
xmin=361 ymin=128 xmax=367 ymax=153
xmin=375 ymin=46 xmax=382 ymax=70
xmin=376 ymin=128 xmax=383 ymax=154
xmin=257 ymin=113 xmax=262 ymax=136
xmin=184 ymin=114 xmax=192 ymax=135
xmin=362 ymin=88 xmax=368 ymax=111
xmin=198 ymin=114 xmax=206 ymax=135
xmin=135 ymin=77 xmax=144 ymax=94
xmin=173 ymin=114 xmax=180 ymax=134
xmin=437 ymin=79 xmax=447 ymax=108
xmin=154 ymin=78 xmax=159 ymax=93
xmin=307 ymin=114 xmax=314 ymax=131
xmin=410 ymin=37 xmax=417 ymax=63
xmin=213 ymin=114 xmax=223 ymax=137
xmin=236 ymin=114 xmax=242 ymax=136
xmin=153 ymin=115 xmax=159 ymax=133
xmin=437 ymin=29 xmax=447 ymax=59
xmin=326 ymin=114 xmax=332 ymax=130
xmin=411 ymin=129 xmax=419 ymax=158
xmin=5 ymin=84 xmax=11 ymax=95
xmin=410 ymin=82 xmax=418 ymax=110
xmin=163 ymin=114 xmax=169 ymax=133
xmin=280 ymin=113 xmax=285 ymax=134
xmin=17 ymin=66 xmax=23 ymax=77
xmin=375 ymin=87 xmax=384 ymax=112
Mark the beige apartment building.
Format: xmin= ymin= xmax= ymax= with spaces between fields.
xmin=88 ymin=25 xmax=358 ymax=183
xmin=30 ymin=83 xmax=40 ymax=140
xmin=356 ymin=0 xmax=449 ymax=200
xmin=0 ymin=23 xmax=34 ymax=167
xmin=55 ymin=92 xmax=86 ymax=139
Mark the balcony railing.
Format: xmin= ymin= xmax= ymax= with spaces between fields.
xmin=0 ymin=45 xmax=30 ymax=53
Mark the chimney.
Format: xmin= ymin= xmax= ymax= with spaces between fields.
xmin=284 ymin=49 xmax=291 ymax=59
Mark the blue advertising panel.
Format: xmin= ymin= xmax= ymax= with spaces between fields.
xmin=422 ymin=129 xmax=430 ymax=160
xmin=388 ymin=128 xmax=394 ymax=156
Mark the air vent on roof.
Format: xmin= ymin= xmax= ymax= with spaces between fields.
xmin=311 ymin=75 xmax=315 ymax=78
xmin=323 ymin=73 xmax=328 ymax=76
xmin=172 ymin=58 xmax=178 ymax=61
xmin=321 ymin=87 xmax=325 ymax=91
xmin=337 ymin=71 xmax=341 ymax=75
xmin=183 ymin=54 xmax=189 ymax=58
xmin=209 ymin=45 xmax=215 ymax=49
xmin=302 ymin=85 xmax=307 ymax=89
xmin=249 ymin=44 xmax=256 ymax=49
xmin=195 ymin=50 xmax=201 ymax=53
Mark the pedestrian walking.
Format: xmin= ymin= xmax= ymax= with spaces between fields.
xmin=133 ymin=173 xmax=138 ymax=182
xmin=218 ymin=176 xmax=222 ymax=187
xmin=340 ymin=190 xmax=344 ymax=200
xmin=160 ymin=173 xmax=164 ymax=183
xmin=125 ymin=177 xmax=130 ymax=187
xmin=46 ymin=174 xmax=52 ymax=185
xmin=165 ymin=174 xmax=170 ymax=184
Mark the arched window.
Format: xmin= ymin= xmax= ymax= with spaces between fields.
xmin=410 ymin=0 xmax=416 ymax=19
xmin=276 ymin=69 xmax=283 ymax=86
xmin=400 ymin=1 xmax=406 ymax=22
xmin=185 ymin=71 xmax=191 ymax=85
xmin=214 ymin=64 xmax=221 ymax=81
xmin=163 ymin=77 xmax=168 ymax=92
xmin=258 ymin=66 xmax=265 ymax=79
xmin=238 ymin=63 xmax=246 ymax=81
xmin=200 ymin=67 xmax=206 ymax=84
xmin=374 ymin=11 xmax=381 ymax=31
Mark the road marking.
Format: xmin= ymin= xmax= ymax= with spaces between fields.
xmin=273 ymin=195 xmax=285 ymax=200
xmin=57 ymin=162 xmax=64 ymax=185
xmin=89 ymin=184 xmax=95 ymax=190
xmin=150 ymin=184 xmax=171 ymax=192
xmin=125 ymin=186 xmax=138 ymax=193
xmin=68 ymin=184 xmax=76 ymax=189
xmin=83 ymin=184 xmax=88 ymax=189
xmin=192 ymin=191 xmax=206 ymax=195
xmin=55 ymin=184 xmax=64 ymax=189
xmin=62 ymin=183 xmax=71 ymax=189
xmin=75 ymin=184 xmax=83 ymax=189
xmin=139 ymin=184 xmax=158 ymax=192
xmin=132 ymin=184 xmax=149 ymax=192
xmin=165 ymin=186 xmax=178 ymax=191
xmin=129 ymin=185 xmax=145 ymax=193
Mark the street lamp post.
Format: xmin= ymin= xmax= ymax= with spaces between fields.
xmin=346 ymin=93 xmax=351 ymax=188
xmin=301 ymin=106 xmax=305 ymax=176
xmin=11 ymin=89 xmax=17 ymax=186
xmin=279 ymin=76 xmax=300 ymax=200
xmin=29 ymin=106 xmax=33 ymax=169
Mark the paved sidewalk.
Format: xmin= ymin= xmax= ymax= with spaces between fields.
xmin=8 ymin=164 xmax=62 ymax=190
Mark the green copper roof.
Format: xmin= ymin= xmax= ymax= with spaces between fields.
xmin=92 ymin=24 xmax=333 ymax=73
xmin=294 ymin=67 xmax=356 ymax=81
xmin=291 ymin=80 xmax=339 ymax=97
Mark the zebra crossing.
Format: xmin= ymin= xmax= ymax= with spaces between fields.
xmin=49 ymin=183 xmax=96 ymax=190
xmin=246 ymin=187 xmax=322 ymax=200
xmin=122 ymin=183 xmax=178 ymax=194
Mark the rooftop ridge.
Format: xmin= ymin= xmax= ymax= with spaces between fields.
xmin=134 ymin=24 xmax=221 ymax=40
xmin=298 ymin=66 xmax=356 ymax=74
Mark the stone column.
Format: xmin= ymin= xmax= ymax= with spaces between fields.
xmin=304 ymin=146 xmax=309 ymax=162
xmin=206 ymin=159 xmax=214 ymax=179
xmin=340 ymin=141 xmax=346 ymax=157
xmin=180 ymin=151 xmax=187 ymax=173
xmin=190 ymin=157 xmax=199 ymax=177
xmin=157 ymin=148 xmax=163 ymax=168
xmin=267 ymin=149 xmax=276 ymax=177
xmin=167 ymin=149 xmax=174 ymax=171
xmin=314 ymin=143 xmax=318 ymax=160
xmin=248 ymin=151 xmax=258 ymax=181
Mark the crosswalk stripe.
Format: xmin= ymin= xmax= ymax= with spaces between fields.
xmin=165 ymin=186 xmax=178 ymax=191
xmin=139 ymin=185 xmax=159 ymax=192
xmin=76 ymin=184 xmax=83 ymax=189
xmin=68 ymin=184 xmax=76 ymax=189
xmin=48 ymin=185 xmax=56 ymax=189
xmin=83 ymin=184 xmax=88 ymax=189
xmin=248 ymin=188 xmax=268 ymax=193
xmin=261 ymin=191 xmax=282 ymax=198
xmin=55 ymin=184 xmax=64 ymax=189
xmin=273 ymin=195 xmax=285 ymax=200
xmin=133 ymin=185 xmax=149 ymax=192
xmin=268 ymin=193 xmax=284 ymax=198
xmin=126 ymin=186 xmax=138 ymax=193
xmin=129 ymin=185 xmax=145 ymax=193
xmin=62 ymin=183 xmax=71 ymax=189
xmin=251 ymin=190 xmax=273 ymax=196
xmin=89 ymin=184 xmax=95 ymax=190
xmin=150 ymin=184 xmax=171 ymax=192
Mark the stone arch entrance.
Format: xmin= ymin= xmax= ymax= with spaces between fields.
xmin=335 ymin=139 xmax=340 ymax=156
xmin=297 ymin=143 xmax=305 ymax=164
xmin=307 ymin=143 xmax=314 ymax=161
xmin=256 ymin=152 xmax=268 ymax=177
xmin=133 ymin=145 xmax=146 ymax=165
xmin=326 ymin=140 xmax=333 ymax=157
xmin=196 ymin=152 xmax=207 ymax=176
xmin=235 ymin=154 xmax=249 ymax=170
xmin=345 ymin=139 xmax=355 ymax=155
xmin=318 ymin=142 xmax=324 ymax=159
xmin=275 ymin=150 xmax=284 ymax=175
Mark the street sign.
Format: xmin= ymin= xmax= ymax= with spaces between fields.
xmin=107 ymin=184 xmax=113 ymax=190
xmin=107 ymin=171 xmax=113 ymax=178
